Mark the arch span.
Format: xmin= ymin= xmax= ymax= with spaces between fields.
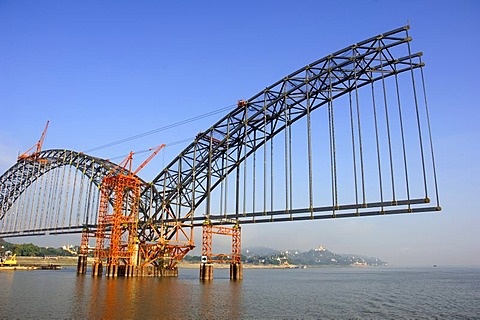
xmin=0 ymin=149 xmax=149 ymax=236
xmin=140 ymin=25 xmax=440 ymax=243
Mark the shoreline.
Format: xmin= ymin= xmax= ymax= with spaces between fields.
xmin=13 ymin=256 xmax=382 ymax=269
xmin=16 ymin=256 xmax=82 ymax=267
xmin=15 ymin=257 xmax=301 ymax=269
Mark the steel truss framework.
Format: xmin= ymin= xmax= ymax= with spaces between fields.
xmin=0 ymin=26 xmax=441 ymax=269
xmin=0 ymin=149 xmax=148 ymax=236
xmin=142 ymin=25 xmax=440 ymax=242
xmin=93 ymin=174 xmax=140 ymax=274
xmin=202 ymin=222 xmax=241 ymax=264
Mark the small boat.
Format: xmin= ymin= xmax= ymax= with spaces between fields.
xmin=40 ymin=264 xmax=63 ymax=270
xmin=0 ymin=265 xmax=39 ymax=270
xmin=1 ymin=253 xmax=39 ymax=270
xmin=1 ymin=253 xmax=18 ymax=266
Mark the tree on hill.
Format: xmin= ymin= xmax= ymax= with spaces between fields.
xmin=1 ymin=240 xmax=74 ymax=257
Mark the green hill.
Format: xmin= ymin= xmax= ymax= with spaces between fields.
xmin=242 ymin=246 xmax=386 ymax=266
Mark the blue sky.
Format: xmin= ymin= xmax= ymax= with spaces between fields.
xmin=0 ymin=0 xmax=479 ymax=266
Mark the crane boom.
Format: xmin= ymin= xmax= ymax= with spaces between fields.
xmin=104 ymin=144 xmax=166 ymax=178
xmin=36 ymin=121 xmax=50 ymax=154
xmin=18 ymin=121 xmax=50 ymax=161
xmin=133 ymin=144 xmax=165 ymax=176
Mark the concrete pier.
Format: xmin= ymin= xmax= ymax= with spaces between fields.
xmin=91 ymin=262 xmax=179 ymax=277
xmin=230 ymin=263 xmax=243 ymax=280
xmin=92 ymin=262 xmax=103 ymax=276
xmin=76 ymin=255 xmax=88 ymax=274
xmin=159 ymin=267 xmax=178 ymax=277
xmin=200 ymin=263 xmax=214 ymax=280
xmin=125 ymin=265 xmax=136 ymax=277
xmin=106 ymin=264 xmax=119 ymax=277
xmin=134 ymin=266 xmax=179 ymax=277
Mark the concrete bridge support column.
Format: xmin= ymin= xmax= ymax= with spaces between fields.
xmin=200 ymin=263 xmax=214 ymax=280
xmin=125 ymin=265 xmax=135 ymax=277
xmin=77 ymin=255 xmax=88 ymax=274
xmin=106 ymin=263 xmax=118 ymax=277
xmin=230 ymin=263 xmax=243 ymax=280
xmin=159 ymin=267 xmax=178 ymax=277
xmin=92 ymin=262 xmax=103 ymax=276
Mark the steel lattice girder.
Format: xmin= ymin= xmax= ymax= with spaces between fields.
xmin=140 ymin=25 xmax=428 ymax=240
xmin=0 ymin=149 xmax=148 ymax=222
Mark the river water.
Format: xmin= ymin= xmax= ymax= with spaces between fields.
xmin=0 ymin=266 xmax=479 ymax=319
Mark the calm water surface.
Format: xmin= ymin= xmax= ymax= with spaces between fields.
xmin=0 ymin=266 xmax=479 ymax=319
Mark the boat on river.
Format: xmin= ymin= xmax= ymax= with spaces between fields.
xmin=0 ymin=253 xmax=40 ymax=271
xmin=0 ymin=253 xmax=39 ymax=270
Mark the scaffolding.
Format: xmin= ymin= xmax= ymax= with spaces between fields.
xmin=92 ymin=174 xmax=140 ymax=276
xmin=76 ymin=227 xmax=90 ymax=274
xmin=200 ymin=221 xmax=242 ymax=280
xmin=91 ymin=145 xmax=164 ymax=277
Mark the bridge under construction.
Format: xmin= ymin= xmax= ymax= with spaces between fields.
xmin=0 ymin=26 xmax=440 ymax=279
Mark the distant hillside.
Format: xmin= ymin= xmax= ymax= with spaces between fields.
xmin=0 ymin=239 xmax=76 ymax=257
xmin=242 ymin=246 xmax=386 ymax=267
xmin=244 ymin=246 xmax=281 ymax=257
xmin=1 ymin=238 xmax=386 ymax=266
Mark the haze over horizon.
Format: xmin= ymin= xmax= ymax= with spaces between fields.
xmin=1 ymin=1 xmax=479 ymax=267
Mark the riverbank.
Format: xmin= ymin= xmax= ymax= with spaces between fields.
xmin=178 ymin=262 xmax=304 ymax=269
xmin=13 ymin=256 xmax=376 ymax=269
xmin=14 ymin=256 xmax=303 ymax=269
xmin=16 ymin=256 xmax=82 ymax=267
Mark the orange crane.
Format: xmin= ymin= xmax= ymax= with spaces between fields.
xmin=104 ymin=144 xmax=166 ymax=178
xmin=18 ymin=121 xmax=50 ymax=161
xmin=132 ymin=144 xmax=165 ymax=176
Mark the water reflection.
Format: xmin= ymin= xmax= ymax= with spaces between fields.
xmin=0 ymin=269 xmax=15 ymax=293
xmin=199 ymin=277 xmax=243 ymax=319
xmin=84 ymin=276 xmax=141 ymax=319
xmin=1 ymin=268 xmax=479 ymax=319
xmin=71 ymin=269 xmax=245 ymax=319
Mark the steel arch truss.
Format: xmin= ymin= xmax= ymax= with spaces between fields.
xmin=143 ymin=25 xmax=439 ymax=240
xmin=0 ymin=149 xmax=149 ymax=236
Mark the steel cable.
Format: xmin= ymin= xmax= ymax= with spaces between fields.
xmin=348 ymin=88 xmax=359 ymax=215
xmin=419 ymin=57 xmax=440 ymax=207
xmin=380 ymin=51 xmax=396 ymax=202
xmin=84 ymin=104 xmax=235 ymax=153
xmin=394 ymin=72 xmax=411 ymax=209
xmin=371 ymin=81 xmax=384 ymax=207
xmin=353 ymin=53 xmax=367 ymax=205
xmin=406 ymin=29 xmax=428 ymax=198
xmin=306 ymin=73 xmax=314 ymax=218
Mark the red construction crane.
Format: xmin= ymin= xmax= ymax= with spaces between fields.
xmin=18 ymin=121 xmax=50 ymax=161
xmin=105 ymin=144 xmax=166 ymax=178
xmin=133 ymin=144 xmax=165 ymax=176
